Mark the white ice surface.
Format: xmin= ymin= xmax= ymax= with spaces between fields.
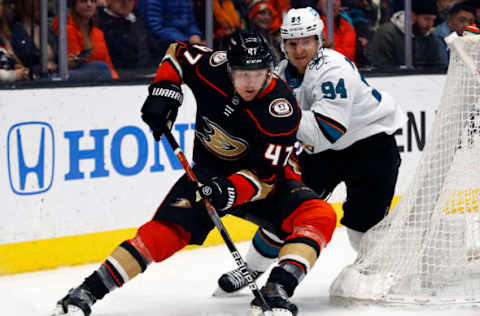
xmin=1 ymin=228 xmax=478 ymax=316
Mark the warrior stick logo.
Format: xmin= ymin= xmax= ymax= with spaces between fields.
xmin=7 ymin=122 xmax=55 ymax=195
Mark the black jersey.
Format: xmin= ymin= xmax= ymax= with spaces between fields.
xmin=153 ymin=42 xmax=301 ymax=206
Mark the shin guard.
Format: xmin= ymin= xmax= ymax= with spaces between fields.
xmin=271 ymin=199 xmax=336 ymax=296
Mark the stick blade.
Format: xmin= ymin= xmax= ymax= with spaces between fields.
xmin=212 ymin=286 xmax=248 ymax=297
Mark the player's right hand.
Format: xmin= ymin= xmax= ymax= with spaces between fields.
xmin=195 ymin=177 xmax=237 ymax=212
xmin=141 ymin=81 xmax=183 ymax=141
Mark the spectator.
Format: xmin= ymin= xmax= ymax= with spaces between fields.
xmin=52 ymin=0 xmax=118 ymax=80
xmin=464 ymin=0 xmax=480 ymax=26
xmin=0 ymin=41 xmax=29 ymax=81
xmin=389 ymin=0 xmax=405 ymax=13
xmin=437 ymin=0 xmax=464 ymax=22
xmin=379 ymin=0 xmax=394 ymax=24
xmin=233 ymin=0 xmax=250 ymax=28
xmin=317 ymin=0 xmax=357 ymax=62
xmin=213 ymin=0 xmax=241 ymax=39
xmin=476 ymin=6 xmax=480 ymax=26
xmin=0 ymin=0 xmax=28 ymax=82
xmin=268 ymin=0 xmax=290 ymax=32
xmin=248 ymin=0 xmax=282 ymax=62
xmin=192 ymin=0 xmax=205 ymax=35
xmin=10 ymin=0 xmax=58 ymax=77
xmin=367 ymin=0 xmax=445 ymax=69
xmin=212 ymin=0 xmax=246 ymax=50
xmin=346 ymin=0 xmax=379 ymax=67
xmin=290 ymin=0 xmax=316 ymax=9
xmin=135 ymin=0 xmax=203 ymax=57
xmin=97 ymin=0 xmax=159 ymax=78
xmin=433 ymin=2 xmax=475 ymax=65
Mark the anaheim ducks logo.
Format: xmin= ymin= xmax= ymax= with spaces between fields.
xmin=196 ymin=117 xmax=248 ymax=160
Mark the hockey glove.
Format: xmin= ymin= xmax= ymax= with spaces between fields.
xmin=195 ymin=177 xmax=237 ymax=212
xmin=141 ymin=81 xmax=183 ymax=141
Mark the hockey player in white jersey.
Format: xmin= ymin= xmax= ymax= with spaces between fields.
xmin=215 ymin=6 xmax=407 ymax=295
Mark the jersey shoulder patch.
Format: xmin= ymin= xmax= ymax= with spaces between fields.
xmin=269 ymin=98 xmax=294 ymax=118
xmin=247 ymin=79 xmax=300 ymax=140
xmin=209 ymin=51 xmax=228 ymax=67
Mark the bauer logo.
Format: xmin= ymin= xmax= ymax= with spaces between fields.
xmin=7 ymin=122 xmax=55 ymax=195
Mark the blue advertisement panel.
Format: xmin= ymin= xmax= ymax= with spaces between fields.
xmin=0 ymin=75 xmax=446 ymax=245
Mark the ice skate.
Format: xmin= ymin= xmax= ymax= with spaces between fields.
xmin=249 ymin=282 xmax=298 ymax=316
xmin=212 ymin=267 xmax=263 ymax=297
xmin=49 ymin=286 xmax=96 ymax=316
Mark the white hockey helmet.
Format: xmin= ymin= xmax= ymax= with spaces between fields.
xmin=280 ymin=7 xmax=324 ymax=40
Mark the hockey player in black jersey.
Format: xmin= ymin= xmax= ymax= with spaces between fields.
xmin=49 ymin=32 xmax=337 ymax=316
xmin=215 ymin=7 xmax=406 ymax=297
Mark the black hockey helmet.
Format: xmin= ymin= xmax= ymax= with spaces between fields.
xmin=227 ymin=31 xmax=273 ymax=70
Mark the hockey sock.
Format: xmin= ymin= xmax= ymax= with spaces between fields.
xmin=268 ymin=236 xmax=320 ymax=297
xmin=81 ymin=236 xmax=154 ymax=301
xmin=77 ymin=220 xmax=190 ymax=302
xmin=267 ymin=264 xmax=303 ymax=298
xmin=271 ymin=198 xmax=336 ymax=297
xmin=83 ymin=271 xmax=109 ymax=300
xmin=247 ymin=228 xmax=283 ymax=272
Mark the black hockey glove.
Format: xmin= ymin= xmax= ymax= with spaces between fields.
xmin=195 ymin=177 xmax=237 ymax=212
xmin=141 ymin=81 xmax=183 ymax=141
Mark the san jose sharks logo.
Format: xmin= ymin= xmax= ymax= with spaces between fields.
xmin=196 ymin=117 xmax=249 ymax=160
xmin=309 ymin=49 xmax=326 ymax=70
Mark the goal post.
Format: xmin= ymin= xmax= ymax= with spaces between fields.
xmin=329 ymin=33 xmax=480 ymax=305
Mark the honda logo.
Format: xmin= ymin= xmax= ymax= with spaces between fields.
xmin=7 ymin=122 xmax=55 ymax=195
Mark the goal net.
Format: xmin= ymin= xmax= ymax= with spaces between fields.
xmin=329 ymin=34 xmax=480 ymax=305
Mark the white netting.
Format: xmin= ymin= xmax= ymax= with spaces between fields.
xmin=330 ymin=35 xmax=480 ymax=305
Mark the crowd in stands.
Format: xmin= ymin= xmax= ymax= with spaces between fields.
xmin=1 ymin=0 xmax=480 ymax=84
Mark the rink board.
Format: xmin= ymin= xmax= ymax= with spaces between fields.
xmin=0 ymin=74 xmax=442 ymax=274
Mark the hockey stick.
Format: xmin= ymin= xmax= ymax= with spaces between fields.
xmin=163 ymin=129 xmax=273 ymax=316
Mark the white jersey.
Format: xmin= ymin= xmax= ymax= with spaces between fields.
xmin=276 ymin=48 xmax=407 ymax=153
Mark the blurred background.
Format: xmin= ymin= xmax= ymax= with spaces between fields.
xmin=1 ymin=0 xmax=478 ymax=87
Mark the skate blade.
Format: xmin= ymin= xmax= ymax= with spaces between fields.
xmin=48 ymin=305 xmax=85 ymax=316
xmin=212 ymin=286 xmax=244 ymax=297
xmin=48 ymin=305 xmax=65 ymax=316
xmin=248 ymin=305 xmax=294 ymax=316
